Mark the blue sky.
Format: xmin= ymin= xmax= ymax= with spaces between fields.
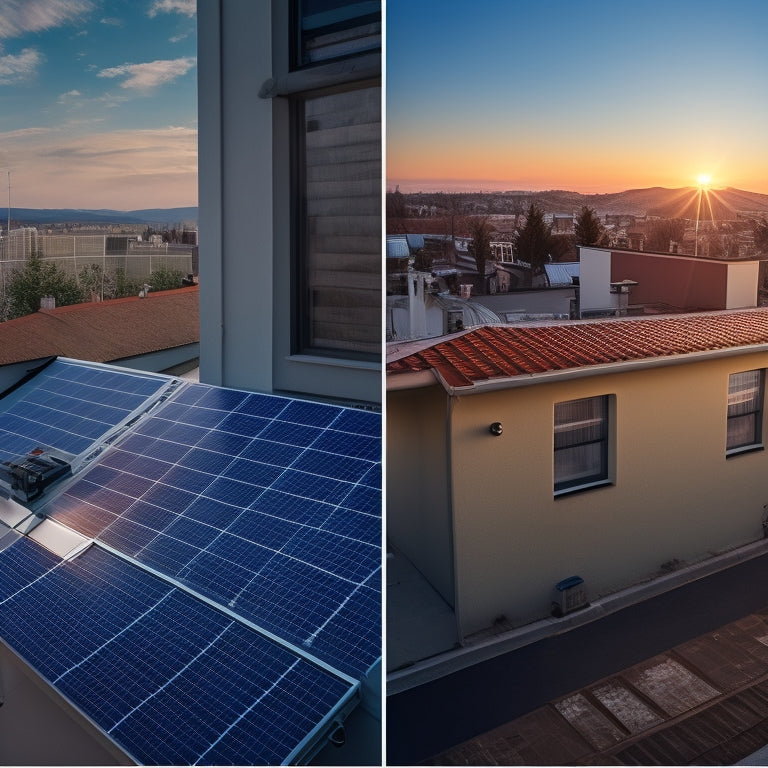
xmin=386 ymin=0 xmax=768 ymax=194
xmin=0 ymin=0 xmax=196 ymax=209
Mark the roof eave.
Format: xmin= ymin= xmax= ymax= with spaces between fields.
xmin=436 ymin=342 xmax=768 ymax=396
xmin=386 ymin=369 xmax=441 ymax=391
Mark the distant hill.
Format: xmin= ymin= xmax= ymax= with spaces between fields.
xmin=399 ymin=187 xmax=768 ymax=220
xmin=0 ymin=206 xmax=198 ymax=226
xmin=590 ymin=187 xmax=768 ymax=219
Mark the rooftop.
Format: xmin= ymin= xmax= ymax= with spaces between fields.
xmin=0 ymin=286 xmax=199 ymax=366
xmin=387 ymin=543 xmax=768 ymax=766
xmin=387 ymin=309 xmax=768 ymax=391
xmin=430 ymin=605 xmax=768 ymax=765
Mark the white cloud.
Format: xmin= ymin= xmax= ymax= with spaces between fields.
xmin=97 ymin=57 xmax=196 ymax=90
xmin=57 ymin=89 xmax=82 ymax=103
xmin=0 ymin=0 xmax=95 ymax=39
xmin=148 ymin=0 xmax=196 ymax=18
xmin=99 ymin=17 xmax=123 ymax=27
xmin=0 ymin=47 xmax=43 ymax=84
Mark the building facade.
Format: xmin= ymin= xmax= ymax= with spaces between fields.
xmin=388 ymin=311 xmax=768 ymax=641
xmin=198 ymin=0 xmax=381 ymax=404
xmin=580 ymin=246 xmax=760 ymax=316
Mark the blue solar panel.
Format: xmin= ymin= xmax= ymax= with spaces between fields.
xmin=43 ymin=382 xmax=382 ymax=679
xmin=0 ymin=359 xmax=170 ymax=464
xmin=0 ymin=538 xmax=354 ymax=765
xmin=2 ymin=364 xmax=381 ymax=763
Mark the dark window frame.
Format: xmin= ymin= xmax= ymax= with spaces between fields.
xmin=554 ymin=394 xmax=610 ymax=495
xmin=293 ymin=0 xmax=381 ymax=69
xmin=726 ymin=369 xmax=765 ymax=455
xmin=286 ymin=0 xmax=381 ymax=362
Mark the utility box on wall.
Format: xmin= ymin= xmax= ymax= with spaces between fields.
xmin=552 ymin=575 xmax=589 ymax=617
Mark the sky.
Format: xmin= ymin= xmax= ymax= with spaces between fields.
xmin=0 ymin=0 xmax=197 ymax=210
xmin=386 ymin=0 xmax=768 ymax=195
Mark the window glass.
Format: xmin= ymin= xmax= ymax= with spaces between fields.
xmin=297 ymin=0 xmax=381 ymax=65
xmin=554 ymin=395 xmax=608 ymax=492
xmin=299 ymin=85 xmax=381 ymax=358
xmin=727 ymin=369 xmax=763 ymax=452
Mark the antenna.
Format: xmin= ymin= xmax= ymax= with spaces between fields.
xmin=7 ymin=171 xmax=10 ymax=236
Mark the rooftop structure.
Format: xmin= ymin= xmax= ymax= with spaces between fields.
xmin=387 ymin=307 xmax=768 ymax=656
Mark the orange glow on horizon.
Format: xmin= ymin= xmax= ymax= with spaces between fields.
xmin=387 ymin=135 xmax=767 ymax=194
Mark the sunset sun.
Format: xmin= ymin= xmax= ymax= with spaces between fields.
xmin=697 ymin=173 xmax=712 ymax=187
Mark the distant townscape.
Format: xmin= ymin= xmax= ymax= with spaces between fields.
xmin=386 ymin=185 xmax=768 ymax=342
xmin=0 ymin=208 xmax=199 ymax=322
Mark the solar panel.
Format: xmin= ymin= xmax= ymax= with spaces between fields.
xmin=2 ymin=362 xmax=381 ymax=763
xmin=0 ymin=537 xmax=355 ymax=766
xmin=0 ymin=359 xmax=171 ymax=465
xmin=43 ymin=382 xmax=382 ymax=679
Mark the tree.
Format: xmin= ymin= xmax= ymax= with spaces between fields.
xmin=147 ymin=265 xmax=184 ymax=292
xmin=78 ymin=262 xmax=117 ymax=301
xmin=467 ymin=216 xmax=494 ymax=289
xmin=574 ymin=206 xmax=608 ymax=247
xmin=549 ymin=234 xmax=577 ymax=262
xmin=6 ymin=253 xmax=84 ymax=319
xmin=644 ymin=219 xmax=686 ymax=253
xmin=514 ymin=203 xmax=551 ymax=278
xmin=754 ymin=217 xmax=768 ymax=254
xmin=386 ymin=188 xmax=408 ymax=226
xmin=114 ymin=267 xmax=141 ymax=298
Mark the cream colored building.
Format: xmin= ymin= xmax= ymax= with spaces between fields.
xmin=388 ymin=310 xmax=768 ymax=641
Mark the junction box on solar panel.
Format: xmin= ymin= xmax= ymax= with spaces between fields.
xmin=0 ymin=447 xmax=73 ymax=504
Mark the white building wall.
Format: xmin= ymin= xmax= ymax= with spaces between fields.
xmin=726 ymin=261 xmax=760 ymax=309
xmin=578 ymin=247 xmax=614 ymax=315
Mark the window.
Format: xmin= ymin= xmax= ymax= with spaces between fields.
xmin=296 ymin=0 xmax=381 ymax=65
xmin=554 ymin=395 xmax=609 ymax=493
xmin=274 ymin=0 xmax=381 ymax=366
xmin=727 ymin=369 xmax=764 ymax=453
xmin=297 ymin=84 xmax=381 ymax=358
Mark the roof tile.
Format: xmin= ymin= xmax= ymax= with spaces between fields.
xmin=387 ymin=310 xmax=768 ymax=389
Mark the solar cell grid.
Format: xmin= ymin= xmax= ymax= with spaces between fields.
xmin=343 ymin=479 xmax=382 ymax=516
xmin=305 ymin=581 xmax=381 ymax=677
xmin=34 ymin=377 xmax=379 ymax=676
xmin=0 ymin=539 xmax=355 ymax=765
xmin=1 ymin=365 xmax=380 ymax=763
xmin=0 ymin=534 xmax=60 ymax=595
xmin=0 ymin=360 xmax=170 ymax=463
xmin=43 ymin=382 xmax=380 ymax=677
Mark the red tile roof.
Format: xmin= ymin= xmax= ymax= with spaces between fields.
xmin=387 ymin=310 xmax=768 ymax=391
xmin=0 ymin=286 xmax=199 ymax=366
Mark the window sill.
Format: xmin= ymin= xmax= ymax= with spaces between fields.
xmin=284 ymin=353 xmax=381 ymax=372
xmin=726 ymin=444 xmax=764 ymax=458
xmin=555 ymin=479 xmax=613 ymax=498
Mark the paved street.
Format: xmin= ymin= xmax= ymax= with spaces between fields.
xmin=387 ymin=552 xmax=768 ymax=765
